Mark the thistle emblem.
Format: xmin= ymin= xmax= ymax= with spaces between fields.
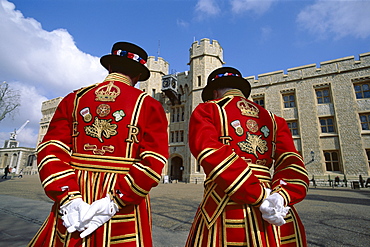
xmin=84 ymin=117 xmax=117 ymax=142
xmin=237 ymin=132 xmax=268 ymax=157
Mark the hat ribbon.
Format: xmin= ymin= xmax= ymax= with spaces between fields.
xmin=212 ymin=72 xmax=240 ymax=81
xmin=113 ymin=50 xmax=147 ymax=65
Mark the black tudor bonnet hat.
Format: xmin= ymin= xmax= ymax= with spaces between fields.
xmin=100 ymin=41 xmax=150 ymax=81
xmin=202 ymin=67 xmax=251 ymax=102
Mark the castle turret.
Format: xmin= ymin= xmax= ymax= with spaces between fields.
xmin=185 ymin=38 xmax=224 ymax=183
xmin=188 ymin=38 xmax=224 ymax=108
xmin=139 ymin=56 xmax=169 ymax=103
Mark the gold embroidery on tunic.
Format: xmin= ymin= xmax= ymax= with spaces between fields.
xmin=219 ymin=136 xmax=233 ymax=145
xmin=96 ymin=104 xmax=111 ymax=117
xmin=256 ymin=159 xmax=267 ymax=166
xmin=126 ymin=125 xmax=140 ymax=143
xmin=246 ymin=119 xmax=259 ymax=133
xmin=80 ymin=107 xmax=92 ymax=122
xmin=231 ymin=120 xmax=244 ymax=136
xmin=72 ymin=122 xmax=79 ymax=137
xmin=236 ymin=98 xmax=259 ymax=118
xmin=237 ymin=132 xmax=268 ymax=157
xmin=95 ymin=81 xmax=120 ymax=102
xmin=84 ymin=117 xmax=117 ymax=142
xmin=84 ymin=143 xmax=97 ymax=151
xmin=83 ymin=143 xmax=115 ymax=155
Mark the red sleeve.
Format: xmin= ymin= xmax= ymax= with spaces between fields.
xmin=37 ymin=93 xmax=81 ymax=205
xmin=189 ymin=103 xmax=266 ymax=205
xmin=113 ymin=97 xmax=169 ymax=207
xmin=272 ymin=116 xmax=309 ymax=206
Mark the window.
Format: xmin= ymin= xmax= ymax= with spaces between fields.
xmin=253 ymin=96 xmax=265 ymax=108
xmin=196 ymin=162 xmax=201 ymax=173
xmin=181 ymin=106 xmax=185 ymax=121
xmin=320 ymin=117 xmax=335 ymax=133
xmin=324 ymin=150 xmax=341 ymax=171
xmin=283 ymin=93 xmax=296 ymax=108
xmin=180 ymin=130 xmax=184 ymax=142
xmin=170 ymin=131 xmax=174 ymax=143
xmin=354 ymin=82 xmax=370 ymax=99
xmin=171 ymin=105 xmax=185 ymax=123
xmin=26 ymin=155 xmax=36 ymax=166
xmin=359 ymin=113 xmax=370 ymax=130
xmin=316 ymin=88 xmax=331 ymax=104
xmin=198 ymin=76 xmax=202 ymax=87
xmin=171 ymin=108 xmax=175 ymax=122
xmin=287 ymin=121 xmax=299 ymax=136
xmin=152 ymin=89 xmax=156 ymax=98
xmin=366 ymin=149 xmax=370 ymax=168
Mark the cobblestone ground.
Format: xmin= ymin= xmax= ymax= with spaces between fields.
xmin=1 ymin=175 xmax=370 ymax=246
xmin=0 ymin=175 xmax=204 ymax=232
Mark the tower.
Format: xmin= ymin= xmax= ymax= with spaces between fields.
xmin=139 ymin=56 xmax=169 ymax=103
xmin=185 ymin=38 xmax=225 ymax=183
xmin=188 ymin=38 xmax=224 ymax=108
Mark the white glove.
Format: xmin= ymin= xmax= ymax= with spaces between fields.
xmin=260 ymin=208 xmax=287 ymax=226
xmin=59 ymin=198 xmax=90 ymax=233
xmin=80 ymin=194 xmax=119 ymax=238
xmin=259 ymin=193 xmax=290 ymax=226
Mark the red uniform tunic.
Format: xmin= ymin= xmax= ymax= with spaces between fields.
xmin=186 ymin=90 xmax=309 ymax=247
xmin=29 ymin=73 xmax=169 ymax=247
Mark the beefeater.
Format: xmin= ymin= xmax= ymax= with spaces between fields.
xmin=29 ymin=41 xmax=169 ymax=247
xmin=186 ymin=67 xmax=309 ymax=247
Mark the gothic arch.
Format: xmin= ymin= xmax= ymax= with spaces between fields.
xmin=170 ymin=156 xmax=184 ymax=181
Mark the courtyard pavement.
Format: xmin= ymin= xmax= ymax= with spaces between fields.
xmin=0 ymin=175 xmax=369 ymax=247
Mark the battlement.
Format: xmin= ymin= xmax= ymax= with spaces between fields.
xmin=248 ymin=52 xmax=370 ymax=87
xmin=190 ymin=38 xmax=223 ymax=60
xmin=41 ymin=97 xmax=63 ymax=112
xmin=147 ymin=56 xmax=169 ymax=75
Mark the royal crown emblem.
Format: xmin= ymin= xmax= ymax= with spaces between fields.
xmin=95 ymin=81 xmax=121 ymax=102
xmin=236 ymin=98 xmax=259 ymax=118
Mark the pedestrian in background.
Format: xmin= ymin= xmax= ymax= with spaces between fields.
xmin=29 ymin=41 xmax=168 ymax=247
xmin=18 ymin=168 xmax=23 ymax=178
xmin=186 ymin=67 xmax=309 ymax=247
xmin=359 ymin=175 xmax=365 ymax=188
xmin=2 ymin=165 xmax=9 ymax=179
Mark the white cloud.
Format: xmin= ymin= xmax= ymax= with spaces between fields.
xmin=260 ymin=26 xmax=272 ymax=42
xmin=195 ymin=0 xmax=220 ymax=17
xmin=230 ymin=0 xmax=275 ymax=15
xmin=194 ymin=0 xmax=275 ymax=18
xmin=177 ymin=19 xmax=190 ymax=28
xmin=297 ymin=0 xmax=370 ymax=39
xmin=0 ymin=0 xmax=107 ymax=148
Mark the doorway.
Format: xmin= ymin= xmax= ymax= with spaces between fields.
xmin=170 ymin=156 xmax=183 ymax=181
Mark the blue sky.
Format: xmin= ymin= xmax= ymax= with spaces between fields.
xmin=1 ymin=0 xmax=370 ymax=148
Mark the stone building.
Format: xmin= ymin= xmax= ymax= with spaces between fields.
xmin=247 ymin=53 xmax=370 ymax=182
xmin=141 ymin=38 xmax=224 ymax=183
xmin=36 ymin=38 xmax=370 ymax=183
xmin=0 ymin=145 xmax=36 ymax=176
xmin=36 ymin=97 xmax=63 ymax=145
xmin=142 ymin=38 xmax=370 ymax=183
xmin=0 ymin=133 xmax=37 ymax=176
xmin=0 ymin=96 xmax=64 ymax=177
